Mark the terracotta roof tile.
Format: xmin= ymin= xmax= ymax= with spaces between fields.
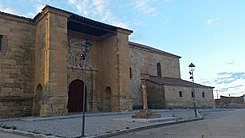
xmin=147 ymin=76 xmax=214 ymax=88
xmin=129 ymin=41 xmax=181 ymax=58
xmin=0 ymin=11 xmax=33 ymax=22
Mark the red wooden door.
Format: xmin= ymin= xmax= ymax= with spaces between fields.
xmin=67 ymin=80 xmax=84 ymax=113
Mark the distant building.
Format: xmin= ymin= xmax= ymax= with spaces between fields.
xmin=215 ymin=95 xmax=245 ymax=108
xmin=0 ymin=5 xmax=215 ymax=118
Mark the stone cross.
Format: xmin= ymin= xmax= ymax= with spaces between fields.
xmin=132 ymin=78 xmax=161 ymax=118
xmin=141 ymin=79 xmax=148 ymax=110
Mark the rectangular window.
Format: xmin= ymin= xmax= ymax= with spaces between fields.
xmin=0 ymin=35 xmax=3 ymax=51
xmin=157 ymin=63 xmax=162 ymax=77
xmin=202 ymin=92 xmax=205 ymax=98
xmin=129 ymin=67 xmax=132 ymax=79
xmin=191 ymin=92 xmax=194 ymax=97
xmin=179 ymin=91 xmax=182 ymax=97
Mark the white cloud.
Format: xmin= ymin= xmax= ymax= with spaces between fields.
xmin=205 ymin=16 xmax=219 ymax=26
xmin=134 ymin=0 xmax=157 ymax=16
xmin=26 ymin=12 xmax=36 ymax=18
xmin=216 ymin=79 xmax=245 ymax=97
xmin=32 ymin=0 xmax=51 ymax=3
xmin=164 ymin=0 xmax=173 ymax=3
xmin=67 ymin=0 xmax=128 ymax=28
xmin=68 ymin=0 xmax=91 ymax=16
xmin=226 ymin=61 xmax=236 ymax=65
xmin=0 ymin=5 xmax=17 ymax=15
xmin=202 ymin=72 xmax=245 ymax=97
xmin=35 ymin=4 xmax=45 ymax=13
xmin=92 ymin=0 xmax=104 ymax=14
xmin=21 ymin=4 xmax=44 ymax=18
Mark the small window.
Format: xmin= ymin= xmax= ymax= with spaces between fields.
xmin=202 ymin=92 xmax=205 ymax=98
xmin=179 ymin=91 xmax=182 ymax=97
xmin=157 ymin=63 xmax=162 ymax=77
xmin=129 ymin=67 xmax=132 ymax=79
xmin=191 ymin=92 xmax=194 ymax=97
xmin=0 ymin=35 xmax=3 ymax=51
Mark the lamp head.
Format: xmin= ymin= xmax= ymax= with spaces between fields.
xmin=82 ymin=39 xmax=92 ymax=50
xmin=188 ymin=63 xmax=195 ymax=71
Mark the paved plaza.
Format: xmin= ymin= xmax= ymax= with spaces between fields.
xmin=113 ymin=109 xmax=244 ymax=138
xmin=0 ymin=109 xmax=200 ymax=138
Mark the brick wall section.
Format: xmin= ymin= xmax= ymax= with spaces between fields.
xmin=0 ymin=13 xmax=35 ymax=117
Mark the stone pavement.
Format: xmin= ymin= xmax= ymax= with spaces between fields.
xmin=0 ymin=109 xmax=202 ymax=138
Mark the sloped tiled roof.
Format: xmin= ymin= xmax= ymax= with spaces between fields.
xmin=37 ymin=5 xmax=132 ymax=33
xmin=129 ymin=42 xmax=181 ymax=58
xmin=147 ymin=75 xmax=214 ymax=88
xmin=0 ymin=11 xmax=33 ymax=23
xmin=0 ymin=5 xmax=132 ymax=34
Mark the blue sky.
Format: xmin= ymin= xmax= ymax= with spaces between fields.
xmin=1 ymin=0 xmax=244 ymax=98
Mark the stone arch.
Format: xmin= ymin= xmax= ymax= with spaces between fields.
xmin=103 ymin=86 xmax=112 ymax=112
xmin=33 ymin=84 xmax=42 ymax=116
xmin=67 ymin=79 xmax=86 ymax=113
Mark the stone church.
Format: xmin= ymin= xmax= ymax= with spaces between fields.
xmin=0 ymin=5 xmax=214 ymax=117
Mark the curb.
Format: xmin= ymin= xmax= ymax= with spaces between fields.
xmin=88 ymin=117 xmax=203 ymax=138
xmin=0 ymin=128 xmax=60 ymax=138
xmin=0 ymin=110 xmax=205 ymax=138
xmin=0 ymin=117 xmax=203 ymax=138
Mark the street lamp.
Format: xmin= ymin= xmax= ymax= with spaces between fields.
xmin=189 ymin=63 xmax=197 ymax=118
xmin=81 ymin=39 xmax=92 ymax=137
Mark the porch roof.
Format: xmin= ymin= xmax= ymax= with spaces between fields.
xmin=147 ymin=76 xmax=214 ymax=88
xmin=34 ymin=5 xmax=133 ymax=38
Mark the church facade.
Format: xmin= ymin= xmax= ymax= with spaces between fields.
xmin=0 ymin=6 xmax=214 ymax=118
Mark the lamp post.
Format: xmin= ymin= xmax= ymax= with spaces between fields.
xmin=81 ymin=39 xmax=92 ymax=137
xmin=189 ymin=63 xmax=197 ymax=118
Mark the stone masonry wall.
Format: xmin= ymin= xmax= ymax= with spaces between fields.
xmin=33 ymin=11 xmax=47 ymax=116
xmin=0 ymin=14 xmax=35 ymax=117
xmin=34 ymin=7 xmax=71 ymax=116
xmin=116 ymin=29 xmax=132 ymax=111
xmin=67 ymin=29 xmax=133 ymax=112
xmin=99 ymin=29 xmax=132 ymax=112
xmin=145 ymin=81 xmax=215 ymax=109
xmin=129 ymin=44 xmax=181 ymax=109
xmin=100 ymin=35 xmax=120 ymax=111
xmin=146 ymin=81 xmax=165 ymax=109
xmin=67 ymin=31 xmax=100 ymax=112
xmin=164 ymin=85 xmax=215 ymax=108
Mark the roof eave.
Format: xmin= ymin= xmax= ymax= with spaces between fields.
xmin=129 ymin=41 xmax=181 ymax=59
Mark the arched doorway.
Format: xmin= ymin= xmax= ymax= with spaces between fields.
xmin=33 ymin=84 xmax=42 ymax=116
xmin=67 ymin=79 xmax=86 ymax=113
xmin=103 ymin=86 xmax=112 ymax=112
